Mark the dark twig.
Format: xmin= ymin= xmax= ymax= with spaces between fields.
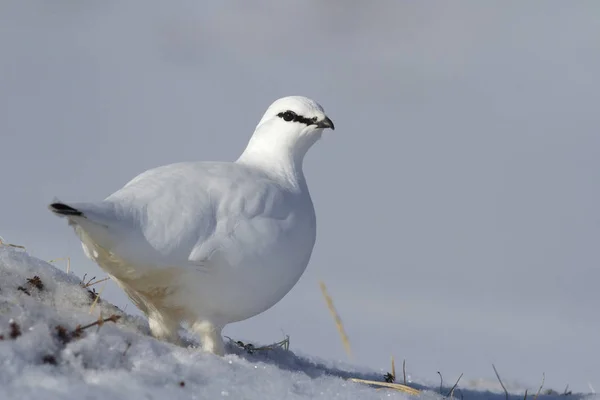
xmin=446 ymin=373 xmax=464 ymax=398
xmin=438 ymin=371 xmax=444 ymax=394
xmin=84 ymin=275 xmax=96 ymax=287
xmin=54 ymin=315 xmax=121 ymax=344
xmin=524 ymin=389 xmax=528 ymax=400
xmin=403 ymin=359 xmax=407 ymax=385
xmin=492 ymin=364 xmax=509 ymax=400
xmin=83 ymin=276 xmax=110 ymax=288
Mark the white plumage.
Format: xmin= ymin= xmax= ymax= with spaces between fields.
xmin=49 ymin=96 xmax=334 ymax=355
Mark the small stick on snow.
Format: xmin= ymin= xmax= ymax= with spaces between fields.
xmin=403 ymin=359 xmax=407 ymax=385
xmin=84 ymin=276 xmax=97 ymax=287
xmin=74 ymin=314 xmax=121 ymax=334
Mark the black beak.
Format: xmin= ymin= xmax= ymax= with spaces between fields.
xmin=316 ymin=116 xmax=335 ymax=130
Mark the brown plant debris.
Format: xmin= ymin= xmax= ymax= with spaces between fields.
xmin=384 ymin=372 xmax=395 ymax=383
xmin=42 ymin=355 xmax=58 ymax=365
xmin=17 ymin=286 xmax=31 ymax=296
xmin=26 ymin=275 xmax=44 ymax=291
xmin=55 ymin=325 xmax=71 ymax=344
xmin=17 ymin=275 xmax=45 ymax=295
xmin=74 ymin=314 xmax=121 ymax=335
xmin=54 ymin=315 xmax=121 ymax=344
xmin=86 ymin=288 xmax=99 ymax=302
xmin=384 ymin=356 xmax=395 ymax=383
xmin=9 ymin=321 xmax=21 ymax=339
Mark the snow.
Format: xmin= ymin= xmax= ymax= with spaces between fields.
xmin=0 ymin=244 xmax=597 ymax=400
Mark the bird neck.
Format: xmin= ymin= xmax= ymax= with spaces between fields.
xmin=236 ymin=123 xmax=320 ymax=189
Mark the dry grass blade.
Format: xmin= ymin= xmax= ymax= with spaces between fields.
xmin=0 ymin=237 xmax=26 ymax=250
xmin=403 ymin=359 xmax=407 ymax=385
xmin=88 ymin=279 xmax=108 ymax=314
xmin=48 ymin=257 xmax=71 ymax=273
xmin=319 ymin=281 xmax=351 ymax=358
xmin=384 ymin=356 xmax=395 ymax=383
xmin=533 ymin=373 xmax=545 ymax=400
xmin=83 ymin=277 xmax=110 ymax=288
xmin=492 ymin=364 xmax=509 ymax=400
xmin=349 ymin=378 xmax=420 ymax=396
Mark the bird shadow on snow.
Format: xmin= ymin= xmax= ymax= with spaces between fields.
xmin=182 ymin=334 xmax=592 ymax=400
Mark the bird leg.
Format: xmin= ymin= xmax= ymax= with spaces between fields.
xmin=191 ymin=320 xmax=225 ymax=356
xmin=148 ymin=312 xmax=182 ymax=345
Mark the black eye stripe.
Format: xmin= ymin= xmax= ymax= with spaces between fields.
xmin=277 ymin=110 xmax=316 ymax=126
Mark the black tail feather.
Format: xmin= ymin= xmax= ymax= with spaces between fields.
xmin=49 ymin=202 xmax=84 ymax=217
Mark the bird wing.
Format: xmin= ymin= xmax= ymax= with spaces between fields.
xmin=51 ymin=161 xmax=295 ymax=276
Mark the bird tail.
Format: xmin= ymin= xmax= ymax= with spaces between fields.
xmin=48 ymin=200 xmax=121 ymax=263
xmin=49 ymin=202 xmax=85 ymax=218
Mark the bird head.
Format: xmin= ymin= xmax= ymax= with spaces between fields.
xmin=238 ymin=96 xmax=335 ymax=174
xmin=257 ymin=96 xmax=334 ymax=134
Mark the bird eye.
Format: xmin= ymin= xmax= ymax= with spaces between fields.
xmin=281 ymin=111 xmax=296 ymax=121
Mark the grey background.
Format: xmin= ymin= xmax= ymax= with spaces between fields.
xmin=1 ymin=1 xmax=598 ymax=393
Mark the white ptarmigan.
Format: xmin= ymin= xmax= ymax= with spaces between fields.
xmin=49 ymin=96 xmax=334 ymax=355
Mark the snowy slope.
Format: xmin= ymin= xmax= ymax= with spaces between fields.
xmin=0 ymin=245 xmax=595 ymax=400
